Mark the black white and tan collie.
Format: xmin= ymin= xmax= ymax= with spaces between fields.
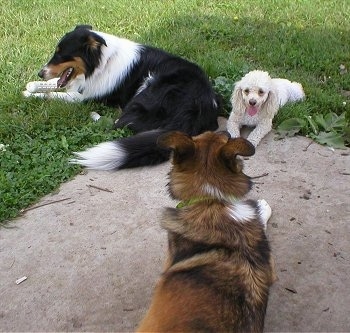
xmin=137 ymin=131 xmax=275 ymax=332
xmin=33 ymin=25 xmax=221 ymax=170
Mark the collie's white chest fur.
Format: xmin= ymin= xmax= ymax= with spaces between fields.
xmin=82 ymin=31 xmax=142 ymax=99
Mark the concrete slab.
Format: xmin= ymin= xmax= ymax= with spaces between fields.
xmin=1 ymin=131 xmax=349 ymax=332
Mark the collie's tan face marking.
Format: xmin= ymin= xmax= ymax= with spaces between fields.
xmin=158 ymin=131 xmax=255 ymax=200
xmin=39 ymin=57 xmax=86 ymax=82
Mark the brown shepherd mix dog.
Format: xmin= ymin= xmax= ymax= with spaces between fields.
xmin=137 ymin=131 xmax=275 ymax=333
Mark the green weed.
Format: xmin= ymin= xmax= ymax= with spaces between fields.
xmin=277 ymin=111 xmax=349 ymax=149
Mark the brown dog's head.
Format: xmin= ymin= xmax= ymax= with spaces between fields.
xmin=157 ymin=131 xmax=255 ymax=201
xmin=38 ymin=25 xmax=106 ymax=88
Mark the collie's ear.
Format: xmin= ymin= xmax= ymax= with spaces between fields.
xmin=220 ymin=137 xmax=255 ymax=160
xmin=86 ymin=32 xmax=107 ymax=49
xmin=230 ymin=83 xmax=245 ymax=113
xmin=262 ymin=89 xmax=278 ymax=117
xmin=75 ymin=24 xmax=93 ymax=31
xmin=157 ymin=131 xmax=195 ymax=163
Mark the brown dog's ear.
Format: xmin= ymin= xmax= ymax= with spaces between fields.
xmin=221 ymin=137 xmax=255 ymax=158
xmin=157 ymin=131 xmax=195 ymax=163
xmin=220 ymin=137 xmax=255 ymax=171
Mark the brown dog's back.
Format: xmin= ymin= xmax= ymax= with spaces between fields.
xmin=137 ymin=131 xmax=275 ymax=332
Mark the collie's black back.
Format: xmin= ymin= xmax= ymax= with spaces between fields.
xmin=107 ymin=46 xmax=220 ymax=135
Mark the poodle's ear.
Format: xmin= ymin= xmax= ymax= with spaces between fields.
xmin=262 ymin=89 xmax=279 ymax=117
xmin=230 ymin=83 xmax=245 ymax=113
xmin=157 ymin=131 xmax=195 ymax=163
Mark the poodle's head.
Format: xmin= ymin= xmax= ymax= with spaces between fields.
xmin=232 ymin=70 xmax=276 ymax=116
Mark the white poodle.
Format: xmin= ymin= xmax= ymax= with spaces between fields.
xmin=226 ymin=70 xmax=305 ymax=147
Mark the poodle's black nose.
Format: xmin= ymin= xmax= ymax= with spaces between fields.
xmin=249 ymin=99 xmax=257 ymax=106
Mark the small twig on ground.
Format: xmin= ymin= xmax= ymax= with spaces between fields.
xmin=339 ymin=172 xmax=350 ymax=176
xmin=250 ymin=172 xmax=269 ymax=179
xmin=303 ymin=141 xmax=314 ymax=151
xmin=66 ymin=200 xmax=76 ymax=205
xmin=87 ymin=184 xmax=113 ymax=193
xmin=21 ymin=197 xmax=72 ymax=213
xmin=318 ymin=152 xmax=332 ymax=157
xmin=9 ymin=258 xmax=15 ymax=269
xmin=285 ymin=287 xmax=297 ymax=294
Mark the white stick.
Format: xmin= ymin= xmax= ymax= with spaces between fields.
xmin=15 ymin=276 xmax=27 ymax=285
xmin=26 ymin=78 xmax=60 ymax=93
xmin=22 ymin=91 xmax=84 ymax=103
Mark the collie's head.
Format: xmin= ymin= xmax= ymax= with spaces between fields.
xmin=158 ymin=131 xmax=255 ymax=201
xmin=38 ymin=25 xmax=106 ymax=88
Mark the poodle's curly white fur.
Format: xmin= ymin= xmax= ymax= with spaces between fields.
xmin=226 ymin=70 xmax=305 ymax=147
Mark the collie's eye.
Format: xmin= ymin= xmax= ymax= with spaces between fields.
xmin=243 ymin=88 xmax=249 ymax=94
xmin=258 ymin=89 xmax=264 ymax=95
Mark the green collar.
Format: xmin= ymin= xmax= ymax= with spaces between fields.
xmin=176 ymin=195 xmax=238 ymax=208
xmin=176 ymin=196 xmax=213 ymax=209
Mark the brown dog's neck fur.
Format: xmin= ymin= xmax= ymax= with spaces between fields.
xmin=162 ymin=201 xmax=269 ymax=259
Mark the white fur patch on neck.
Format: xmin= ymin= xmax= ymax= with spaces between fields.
xmin=82 ymin=31 xmax=142 ymax=99
xmin=201 ymin=183 xmax=238 ymax=202
xmin=201 ymin=183 xmax=226 ymax=200
xmin=226 ymin=202 xmax=257 ymax=223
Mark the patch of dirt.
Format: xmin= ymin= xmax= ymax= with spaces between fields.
xmin=0 ymin=131 xmax=349 ymax=332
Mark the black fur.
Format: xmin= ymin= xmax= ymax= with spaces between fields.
xmin=41 ymin=26 xmax=221 ymax=170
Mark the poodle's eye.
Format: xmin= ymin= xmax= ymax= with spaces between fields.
xmin=258 ymin=89 xmax=265 ymax=96
xmin=243 ymin=88 xmax=249 ymax=94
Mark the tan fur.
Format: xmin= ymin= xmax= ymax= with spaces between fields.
xmin=88 ymin=35 xmax=104 ymax=50
xmin=137 ymin=131 xmax=275 ymax=333
xmin=42 ymin=57 xmax=86 ymax=81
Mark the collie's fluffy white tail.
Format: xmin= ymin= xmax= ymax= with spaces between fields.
xmin=70 ymin=129 xmax=170 ymax=170
xmin=70 ymin=142 xmax=126 ymax=170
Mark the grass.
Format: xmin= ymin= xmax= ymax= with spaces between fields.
xmin=1 ymin=0 xmax=349 ymax=223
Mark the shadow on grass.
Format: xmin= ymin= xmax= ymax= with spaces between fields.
xmin=139 ymin=13 xmax=349 ymax=119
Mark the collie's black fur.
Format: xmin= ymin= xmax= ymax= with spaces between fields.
xmin=38 ymin=25 xmax=221 ymax=170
